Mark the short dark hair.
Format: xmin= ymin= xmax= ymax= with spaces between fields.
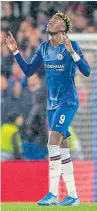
xmin=54 ymin=11 xmax=72 ymax=33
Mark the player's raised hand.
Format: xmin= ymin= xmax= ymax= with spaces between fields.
xmin=5 ymin=31 xmax=18 ymax=53
xmin=60 ymin=33 xmax=74 ymax=54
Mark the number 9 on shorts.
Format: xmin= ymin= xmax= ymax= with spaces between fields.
xmin=59 ymin=115 xmax=65 ymax=124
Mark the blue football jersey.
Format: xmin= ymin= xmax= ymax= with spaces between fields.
xmin=14 ymin=40 xmax=90 ymax=110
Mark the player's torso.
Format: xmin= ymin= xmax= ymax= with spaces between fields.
xmin=41 ymin=41 xmax=79 ymax=109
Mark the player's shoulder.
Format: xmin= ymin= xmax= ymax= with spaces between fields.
xmin=37 ymin=40 xmax=50 ymax=53
xmin=38 ymin=41 xmax=49 ymax=48
xmin=71 ymin=40 xmax=80 ymax=48
xmin=40 ymin=40 xmax=49 ymax=48
xmin=70 ymin=40 xmax=80 ymax=51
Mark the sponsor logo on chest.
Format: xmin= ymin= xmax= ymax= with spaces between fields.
xmin=45 ymin=64 xmax=64 ymax=71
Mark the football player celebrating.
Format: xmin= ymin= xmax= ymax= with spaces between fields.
xmin=6 ymin=11 xmax=90 ymax=206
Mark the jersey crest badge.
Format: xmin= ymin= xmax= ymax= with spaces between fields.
xmin=57 ymin=54 xmax=63 ymax=60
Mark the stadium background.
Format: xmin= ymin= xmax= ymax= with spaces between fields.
xmin=1 ymin=1 xmax=97 ymax=204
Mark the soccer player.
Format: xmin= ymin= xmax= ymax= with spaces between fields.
xmin=6 ymin=11 xmax=90 ymax=206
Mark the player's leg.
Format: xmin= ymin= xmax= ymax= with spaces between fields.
xmin=50 ymin=105 xmax=80 ymax=206
xmin=38 ymin=110 xmax=63 ymax=205
xmin=48 ymin=130 xmax=63 ymax=195
xmin=59 ymin=137 xmax=80 ymax=206
xmin=60 ymin=137 xmax=77 ymax=198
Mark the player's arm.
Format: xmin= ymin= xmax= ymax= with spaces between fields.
xmin=6 ymin=31 xmax=43 ymax=77
xmin=71 ymin=42 xmax=90 ymax=77
xmin=60 ymin=35 xmax=90 ymax=77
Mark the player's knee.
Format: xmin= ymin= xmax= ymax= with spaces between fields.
xmin=60 ymin=138 xmax=69 ymax=148
xmin=48 ymin=131 xmax=63 ymax=146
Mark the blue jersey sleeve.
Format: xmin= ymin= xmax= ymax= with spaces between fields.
xmin=14 ymin=44 xmax=43 ymax=77
xmin=72 ymin=41 xmax=90 ymax=77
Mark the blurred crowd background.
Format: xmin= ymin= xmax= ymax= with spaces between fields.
xmin=1 ymin=1 xmax=97 ymax=161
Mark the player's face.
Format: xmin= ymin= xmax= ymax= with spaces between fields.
xmin=47 ymin=16 xmax=66 ymax=34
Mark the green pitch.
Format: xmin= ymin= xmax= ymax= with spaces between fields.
xmin=1 ymin=203 xmax=97 ymax=211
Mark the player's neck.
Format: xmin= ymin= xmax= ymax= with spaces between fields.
xmin=51 ymin=33 xmax=61 ymax=47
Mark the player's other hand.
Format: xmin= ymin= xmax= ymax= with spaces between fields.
xmin=60 ymin=33 xmax=74 ymax=54
xmin=6 ymin=31 xmax=18 ymax=53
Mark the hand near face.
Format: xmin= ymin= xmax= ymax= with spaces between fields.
xmin=60 ymin=33 xmax=74 ymax=54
